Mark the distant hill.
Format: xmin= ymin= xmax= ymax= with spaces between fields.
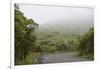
xmin=37 ymin=19 xmax=93 ymax=35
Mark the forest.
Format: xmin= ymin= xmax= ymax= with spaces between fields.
xmin=15 ymin=4 xmax=94 ymax=65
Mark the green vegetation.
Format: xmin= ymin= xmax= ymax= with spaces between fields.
xmin=15 ymin=4 xmax=94 ymax=65
xmin=36 ymin=32 xmax=78 ymax=54
xmin=15 ymin=4 xmax=39 ymax=65
xmin=78 ymin=28 xmax=94 ymax=60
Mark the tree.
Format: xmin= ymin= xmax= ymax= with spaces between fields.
xmin=14 ymin=4 xmax=38 ymax=65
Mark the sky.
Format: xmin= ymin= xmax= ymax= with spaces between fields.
xmin=18 ymin=4 xmax=94 ymax=25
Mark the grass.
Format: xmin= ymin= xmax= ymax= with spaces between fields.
xmin=15 ymin=52 xmax=41 ymax=65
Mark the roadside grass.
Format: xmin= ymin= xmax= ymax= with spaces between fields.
xmin=15 ymin=52 xmax=41 ymax=65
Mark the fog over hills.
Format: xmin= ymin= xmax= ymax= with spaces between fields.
xmin=38 ymin=16 xmax=94 ymax=35
xmin=19 ymin=4 xmax=94 ymax=35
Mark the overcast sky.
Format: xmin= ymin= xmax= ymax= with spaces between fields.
xmin=18 ymin=4 xmax=94 ymax=25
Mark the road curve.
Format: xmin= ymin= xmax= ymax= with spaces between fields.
xmin=39 ymin=52 xmax=89 ymax=64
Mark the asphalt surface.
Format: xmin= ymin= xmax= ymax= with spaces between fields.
xmin=39 ymin=52 xmax=88 ymax=64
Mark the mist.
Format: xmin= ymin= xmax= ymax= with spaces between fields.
xmin=19 ymin=4 xmax=94 ymax=34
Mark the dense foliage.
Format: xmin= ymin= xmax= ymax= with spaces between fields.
xmin=78 ymin=27 xmax=94 ymax=59
xmin=35 ymin=32 xmax=79 ymax=54
xmin=15 ymin=4 xmax=39 ymax=65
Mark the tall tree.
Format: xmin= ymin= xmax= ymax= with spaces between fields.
xmin=14 ymin=4 xmax=38 ymax=65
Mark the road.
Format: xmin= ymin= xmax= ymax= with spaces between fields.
xmin=39 ymin=52 xmax=88 ymax=64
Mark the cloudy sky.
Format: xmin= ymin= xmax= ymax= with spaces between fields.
xmin=18 ymin=4 xmax=94 ymax=25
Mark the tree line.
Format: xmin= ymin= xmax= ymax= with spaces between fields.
xmin=15 ymin=4 xmax=39 ymax=65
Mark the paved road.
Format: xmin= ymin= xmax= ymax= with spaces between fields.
xmin=39 ymin=52 xmax=88 ymax=64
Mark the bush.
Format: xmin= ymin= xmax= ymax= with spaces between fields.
xmin=15 ymin=53 xmax=40 ymax=65
xmin=78 ymin=27 xmax=94 ymax=59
